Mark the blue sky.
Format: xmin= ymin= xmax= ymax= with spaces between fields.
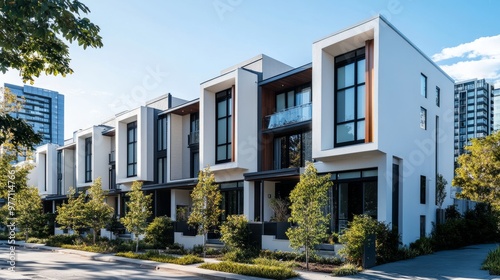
xmin=2 ymin=0 xmax=500 ymax=139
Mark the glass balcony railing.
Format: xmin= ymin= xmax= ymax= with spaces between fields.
xmin=188 ymin=130 xmax=199 ymax=146
xmin=263 ymin=103 xmax=312 ymax=130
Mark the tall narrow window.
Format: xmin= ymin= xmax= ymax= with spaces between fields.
xmin=273 ymin=131 xmax=312 ymax=169
xmin=335 ymin=48 xmax=365 ymax=146
xmin=436 ymin=86 xmax=440 ymax=107
xmin=420 ymin=215 xmax=426 ymax=238
xmin=421 ymin=74 xmax=427 ymax=98
xmin=127 ymin=122 xmax=137 ymax=177
xmin=57 ymin=150 xmax=62 ymax=195
xmin=216 ymin=89 xmax=232 ymax=163
xmin=189 ymin=112 xmax=199 ymax=145
xmin=85 ymin=137 xmax=92 ymax=182
xmin=157 ymin=116 xmax=167 ymax=151
xmin=157 ymin=157 xmax=166 ymax=183
xmin=420 ymin=107 xmax=427 ymax=130
xmin=191 ymin=151 xmax=199 ymax=178
xmin=420 ymin=175 xmax=426 ymax=204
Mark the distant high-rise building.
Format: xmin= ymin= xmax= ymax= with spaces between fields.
xmin=493 ymin=88 xmax=500 ymax=132
xmin=4 ymin=83 xmax=64 ymax=146
xmin=454 ymin=79 xmax=493 ymax=162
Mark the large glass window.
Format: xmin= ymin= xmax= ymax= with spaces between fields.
xmin=275 ymin=85 xmax=311 ymax=111
xmin=273 ymin=131 xmax=312 ymax=169
xmin=189 ymin=112 xmax=199 ymax=145
xmin=157 ymin=116 xmax=167 ymax=151
xmin=335 ymin=48 xmax=365 ymax=146
xmin=191 ymin=151 xmax=199 ymax=178
xmin=57 ymin=150 xmax=62 ymax=195
xmin=157 ymin=157 xmax=166 ymax=184
xmin=220 ymin=181 xmax=243 ymax=220
xmin=85 ymin=137 xmax=92 ymax=182
xmin=127 ymin=122 xmax=137 ymax=177
xmin=216 ymin=89 xmax=232 ymax=163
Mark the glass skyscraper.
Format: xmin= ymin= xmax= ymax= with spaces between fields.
xmin=454 ymin=79 xmax=493 ymax=163
xmin=4 ymin=83 xmax=64 ymax=146
xmin=493 ymin=88 xmax=500 ymax=132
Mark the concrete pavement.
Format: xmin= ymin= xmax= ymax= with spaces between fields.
xmin=4 ymin=242 xmax=499 ymax=280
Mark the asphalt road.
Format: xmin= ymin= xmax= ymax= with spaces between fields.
xmin=0 ymin=245 xmax=206 ymax=280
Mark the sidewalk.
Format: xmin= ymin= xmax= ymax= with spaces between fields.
xmin=10 ymin=242 xmax=500 ymax=280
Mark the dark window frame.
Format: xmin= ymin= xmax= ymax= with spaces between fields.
xmin=216 ymin=89 xmax=232 ymax=163
xmin=57 ymin=150 xmax=62 ymax=195
xmin=420 ymin=175 xmax=426 ymax=204
xmin=421 ymin=74 xmax=427 ymax=98
xmin=420 ymin=107 xmax=427 ymax=130
xmin=334 ymin=47 xmax=366 ymax=147
xmin=274 ymin=83 xmax=312 ymax=112
xmin=85 ymin=137 xmax=92 ymax=182
xmin=157 ymin=156 xmax=166 ymax=184
xmin=273 ymin=130 xmax=312 ymax=169
xmin=436 ymin=86 xmax=440 ymax=107
xmin=157 ymin=116 xmax=167 ymax=151
xmin=219 ymin=181 xmax=244 ymax=220
xmin=127 ymin=121 xmax=137 ymax=177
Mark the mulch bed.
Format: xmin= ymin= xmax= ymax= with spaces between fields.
xmin=295 ymin=262 xmax=338 ymax=273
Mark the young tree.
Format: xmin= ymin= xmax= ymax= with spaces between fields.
xmin=0 ymin=0 xmax=103 ymax=84
xmin=453 ymin=131 xmax=500 ymax=209
xmin=15 ymin=187 xmax=44 ymax=241
xmin=436 ymin=173 xmax=447 ymax=209
xmin=286 ymin=161 xmax=332 ymax=270
xmin=188 ymin=166 xmax=223 ymax=257
xmin=85 ymin=177 xmax=113 ymax=244
xmin=56 ymin=187 xmax=87 ymax=235
xmin=120 ymin=181 xmax=152 ymax=252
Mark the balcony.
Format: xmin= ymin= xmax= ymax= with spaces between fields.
xmin=188 ymin=130 xmax=199 ymax=146
xmin=263 ymin=103 xmax=312 ymax=130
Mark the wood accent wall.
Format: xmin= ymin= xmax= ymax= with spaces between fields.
xmin=365 ymin=40 xmax=374 ymax=143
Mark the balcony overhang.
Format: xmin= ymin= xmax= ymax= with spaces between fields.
xmin=42 ymin=194 xmax=68 ymax=201
xmin=244 ymin=167 xmax=301 ymax=181
xmin=259 ymin=63 xmax=312 ymax=91
xmin=142 ymin=178 xmax=199 ymax=191
xmin=162 ymin=98 xmax=199 ymax=116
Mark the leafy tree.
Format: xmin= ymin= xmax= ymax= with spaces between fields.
xmin=84 ymin=177 xmax=113 ymax=244
xmin=453 ymin=131 xmax=500 ymax=209
xmin=0 ymin=151 xmax=33 ymax=199
xmin=120 ymin=181 xmax=152 ymax=252
xmin=286 ymin=161 xmax=332 ymax=270
xmin=220 ymin=214 xmax=250 ymax=252
xmin=56 ymin=187 xmax=87 ymax=235
xmin=0 ymin=0 xmax=103 ymax=84
xmin=188 ymin=166 xmax=223 ymax=257
xmin=145 ymin=216 xmax=173 ymax=248
xmin=15 ymin=186 xmax=44 ymax=241
xmin=436 ymin=174 xmax=447 ymax=209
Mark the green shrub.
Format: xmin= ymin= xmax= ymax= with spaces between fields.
xmin=482 ymin=246 xmax=500 ymax=275
xmin=199 ymin=261 xmax=298 ymax=280
xmin=165 ymin=243 xmax=186 ymax=255
xmin=61 ymin=243 xmax=115 ymax=253
xmin=258 ymin=249 xmax=341 ymax=264
xmin=410 ymin=236 xmax=434 ymax=255
xmin=145 ymin=216 xmax=174 ymax=248
xmin=26 ymin=237 xmax=47 ymax=244
xmin=115 ymin=251 xmax=203 ymax=265
xmin=222 ymin=249 xmax=255 ymax=263
xmin=252 ymin=257 xmax=297 ymax=269
xmin=339 ymin=215 xmax=402 ymax=265
xmin=332 ymin=263 xmax=361 ymax=276
xmin=220 ymin=215 xmax=251 ymax=251
xmin=45 ymin=234 xmax=80 ymax=247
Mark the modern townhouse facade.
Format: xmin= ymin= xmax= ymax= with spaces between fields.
xmin=28 ymin=15 xmax=455 ymax=249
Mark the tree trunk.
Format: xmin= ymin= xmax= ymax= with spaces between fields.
xmin=203 ymin=231 xmax=206 ymax=258
xmin=93 ymin=228 xmax=96 ymax=244
xmin=135 ymin=237 xmax=139 ymax=253
xmin=305 ymin=243 xmax=309 ymax=271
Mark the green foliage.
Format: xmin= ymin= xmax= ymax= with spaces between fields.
xmin=115 ymin=251 xmax=203 ymax=265
xmin=482 ymin=246 xmax=500 ymax=275
xmin=15 ymin=186 xmax=45 ymax=241
xmin=85 ymin=177 xmax=113 ymax=244
xmin=26 ymin=237 xmax=47 ymax=244
xmin=409 ymin=236 xmax=434 ymax=255
xmin=188 ymin=166 xmax=223 ymax=257
xmin=0 ymin=88 xmax=42 ymax=152
xmin=220 ymin=214 xmax=251 ymax=252
xmin=61 ymin=242 xmax=115 ymax=254
xmin=145 ymin=216 xmax=174 ymax=248
xmin=436 ymin=173 xmax=447 ymax=209
xmin=56 ymin=187 xmax=87 ymax=235
xmin=45 ymin=234 xmax=80 ymax=247
xmin=286 ymin=162 xmax=332 ymax=270
xmin=258 ymin=250 xmax=342 ymax=265
xmin=339 ymin=214 xmax=403 ymax=265
xmin=199 ymin=261 xmax=298 ymax=280
xmin=332 ymin=263 xmax=361 ymax=276
xmin=120 ymin=181 xmax=152 ymax=252
xmin=445 ymin=204 xmax=462 ymax=220
xmin=0 ymin=0 xmax=103 ymax=83
xmin=221 ymin=249 xmax=255 ymax=263
xmin=453 ymin=131 xmax=500 ymax=209
xmin=252 ymin=257 xmax=298 ymax=269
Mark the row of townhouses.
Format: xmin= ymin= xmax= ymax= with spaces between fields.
xmin=28 ymin=16 xmax=456 ymax=250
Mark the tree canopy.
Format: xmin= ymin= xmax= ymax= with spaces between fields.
xmin=0 ymin=0 xmax=103 ymax=83
xmin=453 ymin=131 xmax=500 ymax=209
xmin=85 ymin=177 xmax=113 ymax=244
xmin=56 ymin=187 xmax=87 ymax=235
xmin=120 ymin=181 xmax=152 ymax=252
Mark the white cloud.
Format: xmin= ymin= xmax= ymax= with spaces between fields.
xmin=433 ymin=35 xmax=500 ymax=86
